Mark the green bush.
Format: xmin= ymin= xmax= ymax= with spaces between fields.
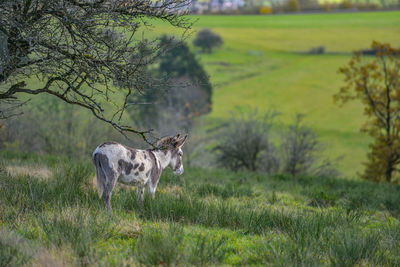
xmin=193 ymin=29 xmax=223 ymax=53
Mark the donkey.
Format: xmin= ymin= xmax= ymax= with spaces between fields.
xmin=92 ymin=133 xmax=188 ymax=212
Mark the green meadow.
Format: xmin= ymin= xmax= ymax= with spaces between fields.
xmin=149 ymin=11 xmax=400 ymax=177
xmin=1 ymin=151 xmax=400 ymax=266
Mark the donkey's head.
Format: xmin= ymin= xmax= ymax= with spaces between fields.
xmin=156 ymin=133 xmax=188 ymax=175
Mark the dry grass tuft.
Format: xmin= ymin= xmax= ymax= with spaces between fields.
xmin=5 ymin=165 xmax=52 ymax=180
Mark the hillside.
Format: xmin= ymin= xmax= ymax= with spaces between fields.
xmin=146 ymin=11 xmax=400 ymax=177
xmin=7 ymin=12 xmax=400 ymax=176
xmin=1 ymin=151 xmax=399 ymax=265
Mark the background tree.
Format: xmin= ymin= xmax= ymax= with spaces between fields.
xmin=193 ymin=29 xmax=223 ymax=53
xmin=129 ymin=36 xmax=212 ymax=135
xmin=334 ymin=41 xmax=400 ymax=183
xmin=0 ymin=0 xmax=191 ymax=142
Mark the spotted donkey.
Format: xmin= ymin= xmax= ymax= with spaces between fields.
xmin=92 ymin=134 xmax=188 ymax=212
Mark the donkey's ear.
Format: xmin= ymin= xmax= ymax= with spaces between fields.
xmin=171 ymin=133 xmax=181 ymax=144
xmin=175 ymin=134 xmax=188 ymax=148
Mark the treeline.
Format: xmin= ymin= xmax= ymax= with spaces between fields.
xmin=193 ymin=0 xmax=400 ymax=15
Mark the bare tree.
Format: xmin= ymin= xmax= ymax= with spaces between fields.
xmin=0 ymin=0 xmax=191 ymax=142
xmin=281 ymin=114 xmax=318 ymax=177
xmin=281 ymin=114 xmax=339 ymax=178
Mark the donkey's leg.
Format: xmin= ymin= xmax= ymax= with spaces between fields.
xmin=102 ymin=188 xmax=112 ymax=212
xmin=103 ymin=174 xmax=119 ymax=212
xmin=148 ymin=184 xmax=156 ymax=200
xmin=101 ymin=169 xmax=119 ymax=212
xmin=149 ymin=173 xmax=161 ymax=200
xmin=137 ymin=185 xmax=145 ymax=204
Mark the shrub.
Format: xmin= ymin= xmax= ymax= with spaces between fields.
xmin=308 ymin=46 xmax=325 ymax=54
xmin=281 ymin=114 xmax=339 ymax=177
xmin=193 ymin=29 xmax=223 ymax=53
xmin=214 ymin=108 xmax=279 ymax=172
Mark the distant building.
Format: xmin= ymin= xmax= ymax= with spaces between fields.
xmin=190 ymin=0 xmax=245 ymax=13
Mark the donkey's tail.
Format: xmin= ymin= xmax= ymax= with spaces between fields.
xmin=92 ymin=153 xmax=105 ymax=198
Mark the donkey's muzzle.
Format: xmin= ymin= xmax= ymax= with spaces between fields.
xmin=174 ymin=166 xmax=184 ymax=175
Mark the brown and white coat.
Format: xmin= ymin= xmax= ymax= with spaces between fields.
xmin=92 ymin=134 xmax=187 ymax=211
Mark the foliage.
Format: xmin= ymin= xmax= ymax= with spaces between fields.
xmin=0 ymin=0 xmax=191 ymax=141
xmin=334 ymin=41 xmax=400 ymax=183
xmin=193 ymin=28 xmax=223 ymax=53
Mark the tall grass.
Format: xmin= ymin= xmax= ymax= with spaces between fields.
xmin=0 ymin=152 xmax=399 ymax=265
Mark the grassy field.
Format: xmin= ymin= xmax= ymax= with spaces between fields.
xmin=2 ymin=12 xmax=400 ymax=266
xmin=1 ymin=151 xmax=400 ymax=266
xmin=146 ymin=11 xmax=400 ymax=177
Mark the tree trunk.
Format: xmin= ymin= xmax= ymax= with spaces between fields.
xmin=385 ymin=166 xmax=393 ymax=183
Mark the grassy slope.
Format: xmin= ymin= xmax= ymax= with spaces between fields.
xmin=149 ymin=11 xmax=400 ymax=177
xmin=7 ymin=12 xmax=400 ymax=176
xmin=1 ymin=152 xmax=400 ymax=265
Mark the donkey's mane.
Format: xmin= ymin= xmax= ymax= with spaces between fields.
xmin=155 ymin=135 xmax=175 ymax=150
